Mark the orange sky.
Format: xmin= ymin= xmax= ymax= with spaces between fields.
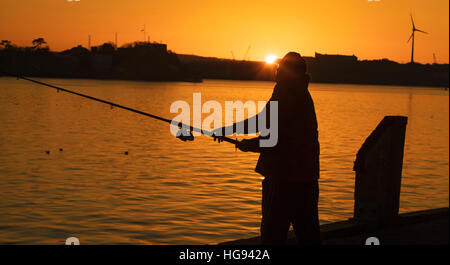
xmin=1 ymin=0 xmax=448 ymax=64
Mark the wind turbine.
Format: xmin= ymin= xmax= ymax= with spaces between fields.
xmin=408 ymin=14 xmax=428 ymax=63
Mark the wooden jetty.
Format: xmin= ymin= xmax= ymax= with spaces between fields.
xmin=221 ymin=116 xmax=449 ymax=245
xmin=221 ymin=207 xmax=448 ymax=245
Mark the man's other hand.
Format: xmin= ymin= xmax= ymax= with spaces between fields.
xmin=236 ymin=138 xmax=260 ymax=152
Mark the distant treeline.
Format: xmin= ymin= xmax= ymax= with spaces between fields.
xmin=0 ymin=39 xmax=197 ymax=82
xmin=179 ymin=53 xmax=449 ymax=87
xmin=0 ymin=39 xmax=448 ymax=87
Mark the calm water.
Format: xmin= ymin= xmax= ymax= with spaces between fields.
xmin=0 ymin=77 xmax=448 ymax=244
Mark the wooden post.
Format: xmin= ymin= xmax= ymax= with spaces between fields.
xmin=353 ymin=116 xmax=408 ymax=223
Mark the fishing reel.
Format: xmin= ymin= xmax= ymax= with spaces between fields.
xmin=212 ymin=133 xmax=226 ymax=143
xmin=176 ymin=125 xmax=194 ymax=142
xmin=213 ymin=133 xmax=238 ymax=152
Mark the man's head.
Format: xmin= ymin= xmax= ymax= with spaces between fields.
xmin=276 ymin=52 xmax=307 ymax=83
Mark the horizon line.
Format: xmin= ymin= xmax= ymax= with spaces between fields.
xmin=2 ymin=41 xmax=449 ymax=65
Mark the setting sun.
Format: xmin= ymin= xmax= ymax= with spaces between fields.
xmin=265 ymin=55 xmax=278 ymax=64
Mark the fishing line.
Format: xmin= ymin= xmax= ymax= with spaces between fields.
xmin=1 ymin=71 xmax=237 ymax=145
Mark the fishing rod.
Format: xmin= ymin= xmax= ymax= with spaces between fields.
xmin=1 ymin=71 xmax=238 ymax=145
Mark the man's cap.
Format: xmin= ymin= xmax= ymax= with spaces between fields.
xmin=277 ymin=52 xmax=307 ymax=73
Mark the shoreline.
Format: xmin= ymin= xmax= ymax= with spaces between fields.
xmin=1 ymin=75 xmax=448 ymax=89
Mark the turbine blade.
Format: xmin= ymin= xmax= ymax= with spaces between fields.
xmin=415 ymin=29 xmax=428 ymax=34
xmin=410 ymin=13 xmax=415 ymax=29
xmin=407 ymin=33 xmax=413 ymax=43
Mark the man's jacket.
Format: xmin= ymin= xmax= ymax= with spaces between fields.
xmin=237 ymin=74 xmax=320 ymax=182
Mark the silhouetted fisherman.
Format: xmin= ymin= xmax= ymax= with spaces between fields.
xmin=215 ymin=52 xmax=321 ymax=245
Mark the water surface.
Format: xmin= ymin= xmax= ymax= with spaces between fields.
xmin=0 ymin=78 xmax=448 ymax=244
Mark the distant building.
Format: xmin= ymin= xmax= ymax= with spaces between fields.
xmin=315 ymin=52 xmax=358 ymax=64
xmin=119 ymin=42 xmax=167 ymax=54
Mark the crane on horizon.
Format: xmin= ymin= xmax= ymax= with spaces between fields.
xmin=243 ymin=45 xmax=251 ymax=61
